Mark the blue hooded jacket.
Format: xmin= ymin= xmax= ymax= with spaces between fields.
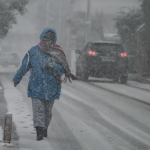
xmin=13 ymin=28 xmax=64 ymax=100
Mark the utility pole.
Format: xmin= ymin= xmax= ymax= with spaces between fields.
xmin=67 ymin=0 xmax=75 ymax=66
xmin=85 ymin=0 xmax=91 ymax=43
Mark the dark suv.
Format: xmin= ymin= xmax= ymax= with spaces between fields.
xmin=75 ymin=41 xmax=128 ymax=84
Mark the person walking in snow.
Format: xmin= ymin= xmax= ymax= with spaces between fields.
xmin=13 ymin=28 xmax=78 ymax=141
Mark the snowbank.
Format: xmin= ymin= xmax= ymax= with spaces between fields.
xmin=0 ymin=76 xmax=53 ymax=150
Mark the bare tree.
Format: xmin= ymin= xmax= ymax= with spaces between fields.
xmin=0 ymin=0 xmax=28 ymax=39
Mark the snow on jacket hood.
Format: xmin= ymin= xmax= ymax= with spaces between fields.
xmin=39 ymin=28 xmax=57 ymax=44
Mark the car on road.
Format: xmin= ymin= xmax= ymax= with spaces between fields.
xmin=0 ymin=52 xmax=20 ymax=67
xmin=75 ymin=41 xmax=128 ymax=84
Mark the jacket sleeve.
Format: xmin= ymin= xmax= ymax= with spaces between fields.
xmin=13 ymin=53 xmax=31 ymax=84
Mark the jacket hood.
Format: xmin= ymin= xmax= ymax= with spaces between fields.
xmin=40 ymin=28 xmax=57 ymax=43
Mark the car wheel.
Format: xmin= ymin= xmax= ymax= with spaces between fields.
xmin=120 ymin=75 xmax=128 ymax=84
xmin=113 ymin=75 xmax=119 ymax=83
xmin=81 ymin=71 xmax=89 ymax=81
xmin=76 ymin=67 xmax=81 ymax=77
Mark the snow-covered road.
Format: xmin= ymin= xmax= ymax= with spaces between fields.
xmin=1 ymin=74 xmax=150 ymax=150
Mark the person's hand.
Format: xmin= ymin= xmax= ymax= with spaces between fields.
xmin=48 ymin=62 xmax=54 ymax=68
xmin=14 ymin=83 xmax=17 ymax=87
xmin=44 ymin=62 xmax=54 ymax=71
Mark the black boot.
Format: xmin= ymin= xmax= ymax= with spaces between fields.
xmin=36 ymin=126 xmax=44 ymax=141
xmin=43 ymin=128 xmax=48 ymax=137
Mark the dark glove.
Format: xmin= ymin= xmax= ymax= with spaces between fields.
xmin=14 ymin=83 xmax=17 ymax=87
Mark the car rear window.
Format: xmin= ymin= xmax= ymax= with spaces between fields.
xmin=90 ymin=43 xmax=124 ymax=56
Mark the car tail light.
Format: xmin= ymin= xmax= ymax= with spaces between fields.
xmin=124 ymin=53 xmax=127 ymax=57
xmin=121 ymin=53 xmax=127 ymax=57
xmin=88 ymin=50 xmax=96 ymax=55
xmin=92 ymin=51 xmax=96 ymax=55
xmin=88 ymin=51 xmax=92 ymax=55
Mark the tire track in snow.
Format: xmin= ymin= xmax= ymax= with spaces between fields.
xmin=61 ymin=89 xmax=150 ymax=150
xmin=87 ymin=81 xmax=150 ymax=106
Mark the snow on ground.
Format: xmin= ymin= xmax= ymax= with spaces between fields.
xmin=128 ymin=81 xmax=150 ymax=91
xmin=88 ymin=77 xmax=150 ymax=105
xmin=0 ymin=76 xmax=53 ymax=150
